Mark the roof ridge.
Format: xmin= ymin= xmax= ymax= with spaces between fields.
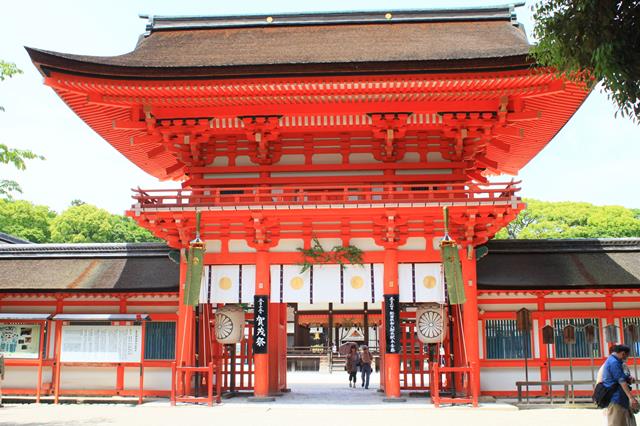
xmin=486 ymin=238 xmax=640 ymax=253
xmin=0 ymin=242 xmax=173 ymax=259
xmin=141 ymin=3 xmax=524 ymax=33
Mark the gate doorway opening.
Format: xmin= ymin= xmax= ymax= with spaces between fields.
xmin=193 ymin=302 xmax=467 ymax=402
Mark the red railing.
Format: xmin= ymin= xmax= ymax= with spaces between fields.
xmin=431 ymin=363 xmax=479 ymax=407
xmin=131 ymin=182 xmax=520 ymax=210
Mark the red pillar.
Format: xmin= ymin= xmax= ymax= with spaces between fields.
xmin=461 ymin=249 xmax=480 ymax=401
xmin=254 ymin=249 xmax=270 ymax=398
xmin=383 ymin=247 xmax=402 ymax=399
xmin=268 ymin=301 xmax=280 ymax=394
xmin=176 ymin=250 xmax=195 ymax=393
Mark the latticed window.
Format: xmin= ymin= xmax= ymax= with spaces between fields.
xmin=485 ymin=319 xmax=532 ymax=360
xmin=553 ymin=318 xmax=599 ymax=359
xmin=622 ymin=317 xmax=640 ymax=355
xmin=144 ymin=322 xmax=176 ymax=360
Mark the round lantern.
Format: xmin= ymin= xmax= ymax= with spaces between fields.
xmin=214 ymin=304 xmax=245 ymax=344
xmin=416 ymin=304 xmax=447 ymax=344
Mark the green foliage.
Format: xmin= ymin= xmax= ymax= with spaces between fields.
xmin=49 ymin=203 xmax=158 ymax=243
xmin=531 ymin=0 xmax=640 ymax=121
xmin=0 ymin=199 xmax=158 ymax=243
xmin=0 ymin=61 xmax=22 ymax=82
xmin=0 ymin=198 xmax=56 ymax=243
xmin=298 ymin=237 xmax=364 ymax=273
xmin=1 ymin=60 xmax=43 ymax=199
xmin=495 ymin=199 xmax=640 ymax=239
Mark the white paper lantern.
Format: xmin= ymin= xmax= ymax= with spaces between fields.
xmin=416 ymin=304 xmax=447 ymax=344
xmin=215 ymin=304 xmax=245 ymax=344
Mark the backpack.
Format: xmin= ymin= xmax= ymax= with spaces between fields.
xmin=593 ymin=382 xmax=619 ymax=408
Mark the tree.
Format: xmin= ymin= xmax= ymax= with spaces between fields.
xmin=1 ymin=60 xmax=43 ymax=199
xmin=531 ymin=1 xmax=640 ymax=121
xmin=495 ymin=199 xmax=640 ymax=239
xmin=50 ymin=203 xmax=158 ymax=243
xmin=0 ymin=198 xmax=56 ymax=243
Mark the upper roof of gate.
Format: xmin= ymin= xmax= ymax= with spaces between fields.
xmin=27 ymin=4 xmax=531 ymax=79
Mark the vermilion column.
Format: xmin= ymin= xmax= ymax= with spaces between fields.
xmin=461 ymin=249 xmax=480 ymax=401
xmin=254 ymin=249 xmax=270 ymax=398
xmin=176 ymin=250 xmax=195 ymax=393
xmin=383 ymin=247 xmax=402 ymax=399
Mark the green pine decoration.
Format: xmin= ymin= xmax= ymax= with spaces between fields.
xmin=183 ymin=211 xmax=205 ymax=306
xmin=440 ymin=207 xmax=466 ymax=305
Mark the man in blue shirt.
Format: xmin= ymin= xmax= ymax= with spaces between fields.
xmin=602 ymin=345 xmax=638 ymax=426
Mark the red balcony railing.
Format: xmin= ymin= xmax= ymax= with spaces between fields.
xmin=131 ymin=181 xmax=520 ymax=210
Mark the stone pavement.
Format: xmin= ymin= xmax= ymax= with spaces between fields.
xmin=0 ymin=372 xmax=613 ymax=426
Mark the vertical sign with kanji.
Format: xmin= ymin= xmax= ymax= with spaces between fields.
xmin=384 ymin=294 xmax=401 ymax=354
xmin=253 ymin=295 xmax=269 ymax=354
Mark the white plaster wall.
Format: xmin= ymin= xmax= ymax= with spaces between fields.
xmin=398 ymin=237 xmax=426 ymax=251
xmin=544 ymin=302 xmax=606 ymax=310
xmin=278 ymin=154 xmax=305 ymax=165
xmin=0 ymin=306 xmax=55 ymax=314
xmin=480 ymin=303 xmax=538 ymax=312
xmin=211 ymin=156 xmax=228 ymax=167
xmin=271 ymin=239 xmax=303 ymax=252
xmin=2 ymin=367 xmax=39 ymax=389
xmin=614 ymin=302 xmax=640 ymax=309
xmin=63 ymin=306 xmax=120 ymax=314
xmin=396 ymin=168 xmax=452 ymax=175
xmin=312 ymin=154 xmax=342 ymax=165
xmin=234 ymin=156 xmax=253 ymax=166
xmin=349 ymin=238 xmax=382 ymax=251
xmin=228 ymin=239 xmax=255 ymax=253
xmin=127 ymin=305 xmax=176 ymax=314
xmin=480 ymin=367 xmax=541 ymax=392
xmin=60 ymin=367 xmax=117 ymax=390
xmin=124 ymin=367 xmax=171 ymax=391
xmin=348 ymin=153 xmax=376 ymax=163
xmin=427 ymin=152 xmax=445 ymax=162
xmin=549 ymin=367 xmax=598 ymax=390
xmin=272 ymin=170 xmax=382 ymax=177
xmin=205 ymin=240 xmax=222 ymax=253
xmin=397 ymin=152 xmax=420 ymax=163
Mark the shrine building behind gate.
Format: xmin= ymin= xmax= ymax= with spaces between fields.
xmin=13 ymin=4 xmax=618 ymax=403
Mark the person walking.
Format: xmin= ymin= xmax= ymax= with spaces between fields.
xmin=601 ymin=344 xmax=639 ymax=426
xmin=345 ymin=345 xmax=360 ymax=388
xmin=360 ymin=345 xmax=373 ymax=389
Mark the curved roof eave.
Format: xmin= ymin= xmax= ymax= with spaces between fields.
xmin=26 ymin=47 xmax=534 ymax=81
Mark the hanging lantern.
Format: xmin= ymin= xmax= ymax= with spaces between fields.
xmin=563 ymin=324 xmax=576 ymax=345
xmin=214 ymin=304 xmax=245 ymax=344
xmin=584 ymin=323 xmax=596 ymax=344
xmin=542 ymin=325 xmax=555 ymax=345
xmin=440 ymin=207 xmax=465 ymax=305
xmin=604 ymin=324 xmax=620 ymax=344
xmin=516 ymin=308 xmax=532 ymax=332
xmin=416 ymin=304 xmax=447 ymax=344
xmin=184 ymin=211 xmax=206 ymax=306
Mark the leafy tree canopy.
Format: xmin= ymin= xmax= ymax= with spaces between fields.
xmin=496 ymin=199 xmax=640 ymax=239
xmin=0 ymin=199 xmax=158 ymax=243
xmin=0 ymin=198 xmax=56 ymax=243
xmin=1 ymin=60 xmax=43 ymax=199
xmin=531 ymin=0 xmax=640 ymax=121
xmin=49 ymin=203 xmax=158 ymax=243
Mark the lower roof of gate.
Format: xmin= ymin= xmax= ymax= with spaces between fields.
xmin=0 ymin=239 xmax=638 ymax=293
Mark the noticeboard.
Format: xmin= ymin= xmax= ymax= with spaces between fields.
xmin=253 ymin=295 xmax=268 ymax=354
xmin=384 ymin=294 xmax=401 ymax=354
xmin=0 ymin=324 xmax=40 ymax=359
xmin=60 ymin=325 xmax=142 ymax=363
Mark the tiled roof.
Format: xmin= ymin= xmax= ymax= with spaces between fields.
xmin=0 ymin=243 xmax=178 ymax=292
xmin=478 ymin=239 xmax=640 ymax=290
xmin=27 ymin=5 xmax=530 ymax=78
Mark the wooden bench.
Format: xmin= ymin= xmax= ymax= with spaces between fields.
xmin=516 ymin=380 xmax=594 ymax=403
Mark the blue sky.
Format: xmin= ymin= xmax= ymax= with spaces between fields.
xmin=1 ymin=0 xmax=639 ymax=214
